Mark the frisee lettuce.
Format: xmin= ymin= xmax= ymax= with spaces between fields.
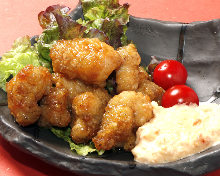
xmin=50 ymin=127 xmax=104 ymax=156
xmin=78 ymin=0 xmax=130 ymax=48
xmin=0 ymin=36 xmax=40 ymax=91
xmin=35 ymin=25 xmax=59 ymax=71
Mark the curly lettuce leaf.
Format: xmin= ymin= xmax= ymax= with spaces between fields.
xmin=54 ymin=10 xmax=109 ymax=43
xmin=81 ymin=0 xmax=119 ymax=15
xmin=78 ymin=0 xmax=130 ymax=48
xmin=0 ymin=36 xmax=40 ymax=91
xmin=50 ymin=127 xmax=104 ymax=156
xmin=54 ymin=13 xmax=86 ymax=40
xmin=101 ymin=19 xmax=123 ymax=49
xmin=38 ymin=5 xmax=70 ymax=30
xmin=35 ymin=25 xmax=59 ymax=64
xmin=36 ymin=5 xmax=71 ymax=71
xmin=84 ymin=28 xmax=109 ymax=44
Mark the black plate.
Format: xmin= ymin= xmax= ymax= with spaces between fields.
xmin=1 ymin=4 xmax=220 ymax=176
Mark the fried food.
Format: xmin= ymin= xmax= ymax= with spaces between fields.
xmin=52 ymin=73 xmax=93 ymax=105
xmin=93 ymin=91 xmax=153 ymax=151
xmin=6 ymin=65 xmax=52 ymax=126
xmin=39 ymin=87 xmax=71 ymax=127
xmin=137 ymin=79 xmax=165 ymax=105
xmin=50 ymin=38 xmax=123 ymax=87
xmin=52 ymin=73 xmax=111 ymax=143
xmin=52 ymin=72 xmax=110 ymax=103
xmin=138 ymin=66 xmax=151 ymax=82
xmin=71 ymin=89 xmax=111 ymax=143
xmin=116 ymin=44 xmax=141 ymax=93
xmin=71 ymin=92 xmax=102 ymax=143
xmin=116 ymin=43 xmax=164 ymax=104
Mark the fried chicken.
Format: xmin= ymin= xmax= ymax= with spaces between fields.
xmin=137 ymin=79 xmax=165 ymax=105
xmin=93 ymin=91 xmax=153 ymax=151
xmin=51 ymin=73 xmax=111 ymax=143
xmin=39 ymin=87 xmax=71 ymax=127
xmin=115 ymin=43 xmax=164 ymax=104
xmin=52 ymin=73 xmax=94 ymax=106
xmin=138 ymin=66 xmax=151 ymax=82
xmin=50 ymin=38 xmax=123 ymax=87
xmin=6 ymin=65 xmax=52 ymax=126
xmin=116 ymin=44 xmax=141 ymax=93
xmin=71 ymin=88 xmax=111 ymax=143
xmin=71 ymin=92 xmax=103 ymax=143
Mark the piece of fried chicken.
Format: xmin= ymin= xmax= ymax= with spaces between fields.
xmin=137 ymin=67 xmax=165 ymax=105
xmin=50 ymin=38 xmax=123 ymax=87
xmin=51 ymin=73 xmax=111 ymax=143
xmin=115 ymin=44 xmax=164 ymax=103
xmin=39 ymin=87 xmax=71 ymax=127
xmin=6 ymin=65 xmax=52 ymax=126
xmin=52 ymin=73 xmax=95 ymax=106
xmin=116 ymin=44 xmax=141 ymax=93
xmin=71 ymin=91 xmax=106 ymax=143
xmin=137 ymin=79 xmax=165 ymax=105
xmin=71 ymin=88 xmax=111 ymax=144
xmin=93 ymin=91 xmax=153 ymax=151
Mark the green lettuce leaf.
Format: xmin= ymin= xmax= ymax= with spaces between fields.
xmin=53 ymin=7 xmax=109 ymax=43
xmin=36 ymin=5 xmax=67 ymax=71
xmin=78 ymin=0 xmax=130 ymax=48
xmin=50 ymin=127 xmax=104 ymax=156
xmin=0 ymin=36 xmax=40 ymax=91
xmin=35 ymin=25 xmax=59 ymax=71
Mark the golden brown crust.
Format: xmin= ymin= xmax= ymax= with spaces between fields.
xmin=71 ymin=90 xmax=111 ymax=143
xmin=138 ymin=66 xmax=151 ymax=82
xmin=6 ymin=65 xmax=52 ymax=126
xmin=50 ymin=38 xmax=123 ymax=86
xmin=93 ymin=91 xmax=153 ymax=151
xmin=137 ymin=79 xmax=165 ymax=105
xmin=116 ymin=44 xmax=141 ymax=93
xmin=71 ymin=92 xmax=103 ymax=143
xmin=39 ymin=87 xmax=71 ymax=127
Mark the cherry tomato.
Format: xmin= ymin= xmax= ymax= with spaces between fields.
xmin=162 ymin=85 xmax=199 ymax=108
xmin=153 ymin=60 xmax=187 ymax=90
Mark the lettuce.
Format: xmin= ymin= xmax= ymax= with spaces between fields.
xmin=36 ymin=5 xmax=64 ymax=70
xmin=0 ymin=36 xmax=40 ymax=91
xmin=35 ymin=26 xmax=59 ymax=71
xmin=78 ymin=0 xmax=130 ymax=48
xmin=50 ymin=127 xmax=104 ymax=156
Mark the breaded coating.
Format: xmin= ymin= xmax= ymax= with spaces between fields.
xmin=93 ymin=91 xmax=153 ymax=151
xmin=71 ymin=92 xmax=102 ymax=143
xmin=6 ymin=65 xmax=52 ymax=126
xmin=116 ymin=44 xmax=141 ymax=93
xmin=52 ymin=73 xmax=93 ymax=106
xmin=137 ymin=79 xmax=165 ymax=105
xmin=52 ymin=73 xmax=110 ymax=105
xmin=71 ymin=89 xmax=111 ymax=143
xmin=39 ymin=87 xmax=71 ymax=127
xmin=50 ymin=38 xmax=123 ymax=86
xmin=115 ymin=44 xmax=164 ymax=104
xmin=52 ymin=73 xmax=111 ymax=143
xmin=138 ymin=66 xmax=151 ymax=82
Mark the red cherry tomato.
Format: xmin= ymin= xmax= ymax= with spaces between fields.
xmin=153 ymin=60 xmax=187 ymax=90
xmin=162 ymin=85 xmax=199 ymax=108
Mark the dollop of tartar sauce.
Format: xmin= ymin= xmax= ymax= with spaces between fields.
xmin=132 ymin=102 xmax=220 ymax=164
